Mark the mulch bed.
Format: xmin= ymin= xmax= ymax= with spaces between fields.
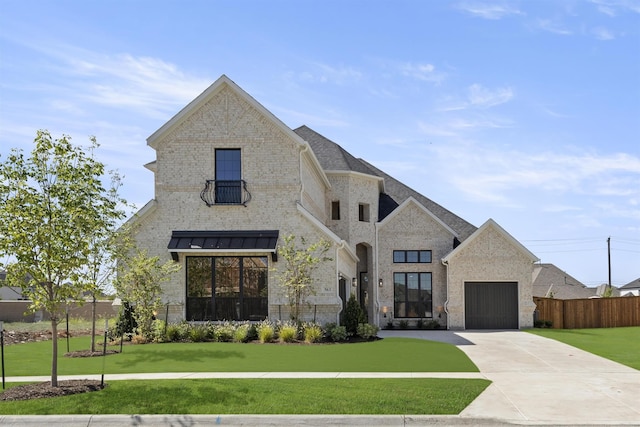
xmin=0 ymin=380 xmax=106 ymax=401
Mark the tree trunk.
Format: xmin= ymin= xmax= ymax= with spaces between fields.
xmin=90 ymin=295 xmax=96 ymax=352
xmin=50 ymin=318 xmax=58 ymax=387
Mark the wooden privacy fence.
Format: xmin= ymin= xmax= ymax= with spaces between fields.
xmin=534 ymin=296 xmax=640 ymax=329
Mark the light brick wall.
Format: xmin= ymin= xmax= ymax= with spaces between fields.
xmin=445 ymin=225 xmax=536 ymax=329
xmin=377 ymin=201 xmax=455 ymax=328
xmin=132 ymin=84 xmax=343 ymax=324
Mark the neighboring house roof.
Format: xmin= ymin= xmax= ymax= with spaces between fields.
xmin=532 ymin=263 xmax=598 ymax=299
xmin=619 ymin=277 xmax=640 ymax=297
xmin=620 ymin=277 xmax=640 ymax=290
xmin=293 ymin=125 xmax=477 ymax=241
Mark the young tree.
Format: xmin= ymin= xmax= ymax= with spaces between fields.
xmin=276 ymin=235 xmax=332 ymax=322
xmin=115 ymin=249 xmax=181 ymax=340
xmin=0 ymin=130 xmax=127 ymax=386
xmin=83 ymin=220 xmax=133 ymax=352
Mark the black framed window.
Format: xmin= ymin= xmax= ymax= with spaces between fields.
xmin=393 ymin=250 xmax=432 ymax=263
xmin=359 ymin=203 xmax=370 ymax=222
xmin=331 ymin=201 xmax=340 ymax=220
xmin=186 ymin=256 xmax=268 ymax=321
xmin=394 ymin=272 xmax=432 ymax=318
xmin=215 ymin=149 xmax=242 ymax=204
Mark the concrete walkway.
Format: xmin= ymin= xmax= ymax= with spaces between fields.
xmin=2 ymin=330 xmax=640 ymax=426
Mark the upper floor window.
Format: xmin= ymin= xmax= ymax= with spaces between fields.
xmin=331 ymin=201 xmax=340 ymax=220
xmin=215 ymin=149 xmax=241 ymax=204
xmin=358 ymin=203 xmax=370 ymax=222
xmin=393 ymin=250 xmax=432 ymax=263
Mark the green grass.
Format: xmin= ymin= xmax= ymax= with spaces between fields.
xmin=528 ymin=326 xmax=640 ymax=370
xmin=3 ymin=337 xmax=479 ymax=376
xmin=0 ymin=378 xmax=490 ymax=415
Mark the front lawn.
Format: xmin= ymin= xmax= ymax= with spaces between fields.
xmin=3 ymin=337 xmax=479 ymax=377
xmin=528 ymin=326 xmax=640 ymax=370
xmin=0 ymin=378 xmax=490 ymax=415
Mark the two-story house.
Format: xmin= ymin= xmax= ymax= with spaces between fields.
xmin=129 ymin=75 xmax=539 ymax=330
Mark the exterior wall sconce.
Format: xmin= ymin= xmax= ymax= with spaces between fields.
xmin=436 ymin=305 xmax=445 ymax=318
xmin=351 ymin=277 xmax=357 ymax=287
xmin=378 ymin=278 xmax=383 ymax=287
xmin=338 ymin=273 xmax=344 ymax=280
xmin=381 ymin=306 xmax=388 ymax=318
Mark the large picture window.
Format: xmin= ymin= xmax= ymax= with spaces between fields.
xmin=394 ymin=272 xmax=432 ymax=318
xmin=186 ymin=256 xmax=268 ymax=321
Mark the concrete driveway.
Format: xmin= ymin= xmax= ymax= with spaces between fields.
xmin=379 ymin=329 xmax=640 ymax=424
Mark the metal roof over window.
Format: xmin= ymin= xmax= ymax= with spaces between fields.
xmin=168 ymin=230 xmax=279 ymax=252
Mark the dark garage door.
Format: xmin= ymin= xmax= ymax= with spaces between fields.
xmin=465 ymin=282 xmax=518 ymax=329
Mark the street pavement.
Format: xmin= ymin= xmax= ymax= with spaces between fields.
xmin=2 ymin=330 xmax=639 ymax=426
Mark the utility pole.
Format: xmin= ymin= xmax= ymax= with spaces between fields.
xmin=607 ymin=236 xmax=612 ymax=291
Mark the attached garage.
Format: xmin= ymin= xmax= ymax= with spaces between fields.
xmin=465 ymin=281 xmax=518 ymax=329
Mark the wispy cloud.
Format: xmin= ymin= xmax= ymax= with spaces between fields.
xmin=399 ymin=62 xmax=446 ymax=84
xmin=537 ymin=19 xmax=573 ymax=35
xmin=64 ymin=52 xmax=211 ymax=118
xmin=468 ymin=84 xmax=514 ymax=108
xmin=454 ymin=2 xmax=524 ymax=19
xmin=429 ymin=142 xmax=640 ymax=210
xmin=591 ymin=26 xmax=615 ymax=40
xmin=590 ymin=0 xmax=640 ymax=16
xmin=290 ymin=63 xmax=362 ymax=85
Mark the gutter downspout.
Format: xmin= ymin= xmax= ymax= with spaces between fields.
xmin=441 ymin=258 xmax=450 ymax=330
xmin=299 ymin=145 xmax=309 ymax=203
xmin=336 ymin=240 xmax=346 ymax=325
xmin=374 ymin=222 xmax=380 ymax=328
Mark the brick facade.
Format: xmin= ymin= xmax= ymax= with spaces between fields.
xmin=130 ymin=75 xmax=538 ymax=329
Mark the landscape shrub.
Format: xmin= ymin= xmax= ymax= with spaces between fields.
xmin=303 ymin=322 xmax=323 ymax=343
xmin=325 ymin=322 xmax=347 ymax=342
xmin=233 ymin=322 xmax=251 ymax=343
xmin=188 ymin=324 xmax=209 ymax=342
xmin=256 ymin=320 xmax=275 ymax=343
xmin=277 ymin=321 xmax=298 ymax=343
xmin=165 ymin=322 xmax=188 ymax=342
xmin=399 ymin=320 xmax=409 ymax=329
xmin=151 ymin=319 xmax=167 ymax=342
xmin=356 ymin=323 xmax=379 ymax=340
xmin=216 ymin=322 xmax=236 ymax=342
xmin=424 ymin=320 xmax=440 ymax=329
xmin=344 ymin=294 xmax=366 ymax=335
xmin=132 ymin=334 xmax=147 ymax=344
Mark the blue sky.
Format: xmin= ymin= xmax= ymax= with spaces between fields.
xmin=1 ymin=0 xmax=639 ymax=287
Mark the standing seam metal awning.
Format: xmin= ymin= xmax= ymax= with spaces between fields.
xmin=168 ymin=230 xmax=279 ymax=256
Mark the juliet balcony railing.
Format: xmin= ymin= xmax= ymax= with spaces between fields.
xmin=200 ymin=180 xmax=252 ymax=206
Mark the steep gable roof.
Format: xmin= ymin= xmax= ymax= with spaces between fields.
xmin=379 ymin=196 xmax=458 ymax=237
xmin=145 ymin=75 xmax=331 ymax=189
xmin=293 ymin=125 xmax=477 ymax=241
xmin=442 ymin=218 xmax=539 ymax=263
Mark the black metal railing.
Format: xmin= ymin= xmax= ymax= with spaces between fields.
xmin=200 ymin=180 xmax=251 ymax=206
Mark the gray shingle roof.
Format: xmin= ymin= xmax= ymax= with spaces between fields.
xmin=620 ymin=278 xmax=640 ymax=289
xmin=532 ymin=263 xmax=597 ymax=299
xmin=293 ymin=125 xmax=477 ymax=241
